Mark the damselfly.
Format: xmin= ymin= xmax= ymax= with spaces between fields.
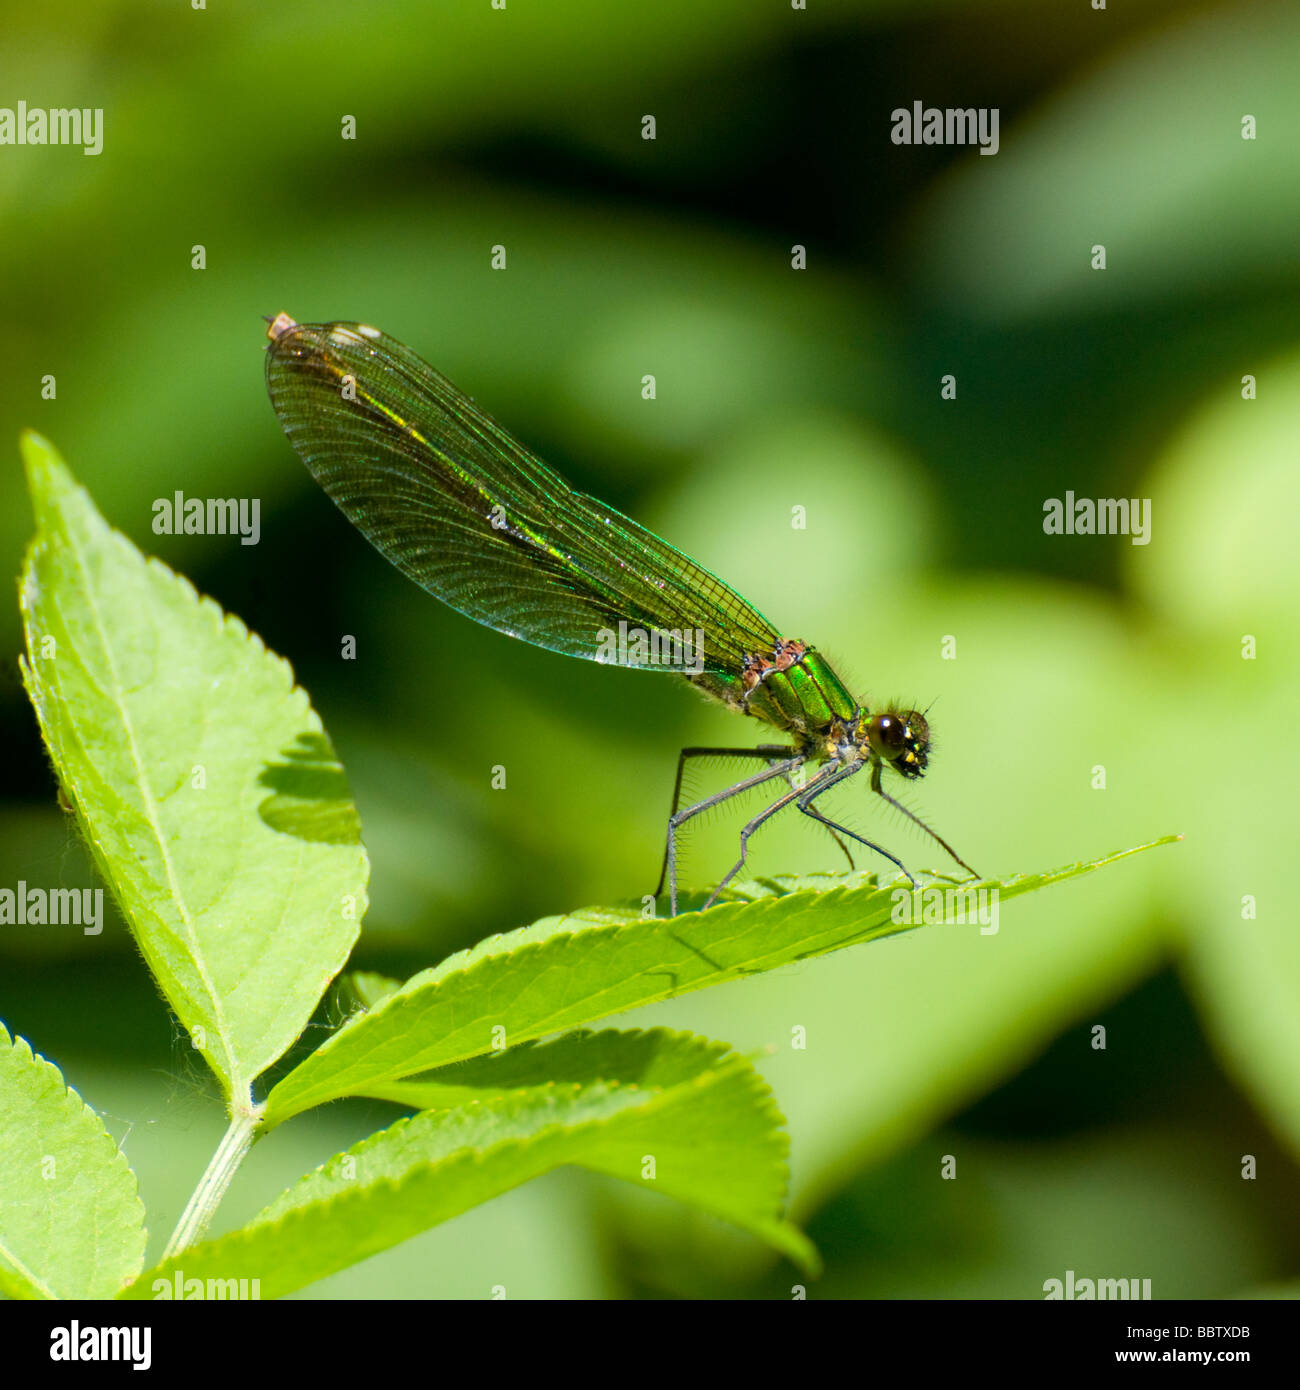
xmin=264 ymin=314 xmax=979 ymax=913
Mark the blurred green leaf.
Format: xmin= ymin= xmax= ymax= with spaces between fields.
xmin=1134 ymin=350 xmax=1300 ymax=630
xmin=1128 ymin=357 xmax=1300 ymax=1158
xmin=910 ymin=1 xmax=1300 ymax=318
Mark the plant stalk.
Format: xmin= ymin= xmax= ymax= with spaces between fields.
xmin=162 ymin=1096 xmax=263 ymax=1261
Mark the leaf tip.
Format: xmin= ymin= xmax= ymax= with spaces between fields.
xmin=18 ymin=431 xmax=74 ymax=529
xmin=19 ymin=427 xmax=62 ymax=479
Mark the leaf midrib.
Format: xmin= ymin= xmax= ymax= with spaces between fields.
xmin=52 ymin=523 xmax=240 ymax=1094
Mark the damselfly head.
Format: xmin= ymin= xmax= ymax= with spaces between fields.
xmin=863 ymin=707 xmax=930 ymax=779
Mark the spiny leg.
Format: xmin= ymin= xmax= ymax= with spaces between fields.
xmin=654 ymin=744 xmax=854 ymax=885
xmin=655 ymin=745 xmax=796 ymax=898
xmin=798 ymin=761 xmax=919 ymax=886
xmin=701 ymin=763 xmax=843 ymax=911
xmin=665 ymin=755 xmax=806 ymax=915
xmin=868 ymin=762 xmax=981 ymax=879
xmin=782 ymin=764 xmax=857 ymax=872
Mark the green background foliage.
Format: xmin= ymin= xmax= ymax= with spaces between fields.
xmin=1 ymin=0 xmax=1296 ymax=1297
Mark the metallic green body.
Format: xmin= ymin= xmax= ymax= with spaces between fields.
xmin=688 ymin=647 xmax=858 ymax=749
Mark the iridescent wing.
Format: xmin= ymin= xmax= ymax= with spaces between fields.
xmin=265 ymin=318 xmax=779 ymax=673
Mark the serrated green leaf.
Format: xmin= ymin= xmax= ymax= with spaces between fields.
xmin=0 ymin=1023 xmax=146 ymax=1299
xmin=265 ymin=840 xmax=1177 ymax=1126
xmin=123 ymin=1028 xmax=814 ymax=1298
xmin=17 ymin=433 xmax=368 ymax=1100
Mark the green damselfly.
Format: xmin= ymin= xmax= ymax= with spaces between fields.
xmin=264 ymin=314 xmax=979 ymax=913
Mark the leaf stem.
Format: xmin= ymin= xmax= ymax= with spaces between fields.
xmin=163 ymin=1094 xmax=264 ymax=1260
